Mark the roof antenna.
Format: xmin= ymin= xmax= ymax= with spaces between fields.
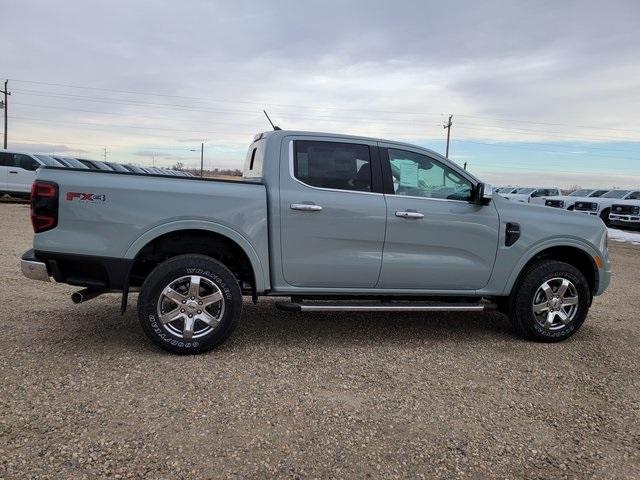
xmin=263 ymin=110 xmax=281 ymax=131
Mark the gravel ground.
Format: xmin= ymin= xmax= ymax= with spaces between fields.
xmin=1 ymin=202 xmax=639 ymax=479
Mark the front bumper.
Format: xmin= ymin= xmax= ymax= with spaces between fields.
xmin=21 ymin=249 xmax=52 ymax=282
xmin=609 ymin=213 xmax=640 ymax=224
xmin=576 ymin=210 xmax=599 ymax=216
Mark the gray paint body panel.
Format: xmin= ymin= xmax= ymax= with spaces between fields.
xmin=33 ymin=169 xmax=270 ymax=292
xmin=32 ymin=130 xmax=611 ymax=298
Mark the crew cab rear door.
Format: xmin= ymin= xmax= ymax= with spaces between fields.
xmin=6 ymin=153 xmax=39 ymax=193
xmin=279 ymin=136 xmax=386 ymax=288
xmin=377 ymin=144 xmax=500 ymax=290
xmin=0 ymin=152 xmax=9 ymax=190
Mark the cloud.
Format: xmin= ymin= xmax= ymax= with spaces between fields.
xmin=11 ymin=142 xmax=88 ymax=154
xmin=1 ymin=0 xmax=639 ymax=182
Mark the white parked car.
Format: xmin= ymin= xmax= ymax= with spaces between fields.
xmin=541 ymin=188 xmax=610 ymax=210
xmin=503 ymin=187 xmax=560 ymax=203
xmin=573 ymin=189 xmax=640 ymax=226
xmin=494 ymin=186 xmax=519 ymax=196
xmin=609 ymin=200 xmax=640 ymax=228
xmin=0 ymin=150 xmax=64 ymax=198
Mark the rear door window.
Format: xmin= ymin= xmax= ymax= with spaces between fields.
xmin=294 ymin=140 xmax=372 ymax=192
xmin=0 ymin=152 xmax=12 ymax=166
xmin=15 ymin=154 xmax=40 ymax=171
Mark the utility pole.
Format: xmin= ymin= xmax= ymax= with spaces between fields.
xmin=200 ymin=142 xmax=204 ymax=177
xmin=0 ymin=80 xmax=11 ymax=149
xmin=190 ymin=141 xmax=206 ymax=177
xmin=103 ymin=147 xmax=108 ymax=161
xmin=463 ymin=161 xmax=467 ymax=170
xmin=443 ymin=114 xmax=453 ymax=158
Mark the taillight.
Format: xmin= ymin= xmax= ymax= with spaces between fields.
xmin=30 ymin=181 xmax=59 ymax=233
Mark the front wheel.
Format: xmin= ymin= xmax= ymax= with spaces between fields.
xmin=509 ymin=260 xmax=591 ymax=342
xmin=600 ymin=208 xmax=611 ymax=227
xmin=137 ymin=254 xmax=242 ymax=354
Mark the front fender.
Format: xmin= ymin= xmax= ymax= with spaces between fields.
xmin=501 ymin=237 xmax=601 ymax=296
xmin=124 ymin=219 xmax=269 ymax=293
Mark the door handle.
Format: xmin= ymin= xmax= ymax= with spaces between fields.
xmin=291 ymin=203 xmax=322 ymax=211
xmin=9 ymin=171 xmax=18 ymax=174
xmin=395 ymin=210 xmax=424 ymax=219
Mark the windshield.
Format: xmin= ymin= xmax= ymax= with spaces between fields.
xmin=569 ymin=189 xmax=591 ymax=197
xmin=515 ymin=188 xmax=535 ymax=194
xmin=602 ymin=190 xmax=630 ymax=199
xmin=90 ymin=160 xmax=113 ymax=170
xmin=591 ymin=190 xmax=608 ymax=197
xmin=61 ymin=157 xmax=88 ymax=168
xmin=34 ymin=154 xmax=63 ymax=166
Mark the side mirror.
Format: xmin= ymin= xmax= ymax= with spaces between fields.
xmin=475 ymin=183 xmax=493 ymax=204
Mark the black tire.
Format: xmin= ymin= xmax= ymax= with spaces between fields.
xmin=508 ymin=260 xmax=591 ymax=342
xmin=137 ymin=254 xmax=242 ymax=354
xmin=600 ymin=208 xmax=611 ymax=227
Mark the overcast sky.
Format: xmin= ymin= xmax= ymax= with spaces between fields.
xmin=2 ymin=0 xmax=639 ymax=187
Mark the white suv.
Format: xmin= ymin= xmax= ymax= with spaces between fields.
xmin=503 ymin=187 xmax=560 ymax=203
xmin=0 ymin=150 xmax=64 ymax=198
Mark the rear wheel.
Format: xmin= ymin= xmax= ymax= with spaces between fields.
xmin=509 ymin=260 xmax=591 ymax=342
xmin=137 ymin=254 xmax=242 ymax=354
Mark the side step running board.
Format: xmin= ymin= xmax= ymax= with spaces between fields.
xmin=275 ymin=302 xmax=496 ymax=313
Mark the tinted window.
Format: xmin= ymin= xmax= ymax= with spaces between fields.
xmin=591 ymin=190 xmax=608 ymax=197
xmin=294 ymin=140 xmax=372 ymax=192
xmin=15 ymin=154 xmax=40 ymax=170
xmin=627 ymin=191 xmax=640 ymax=200
xmin=65 ymin=157 xmax=89 ymax=168
xmin=387 ymin=148 xmax=472 ymax=201
xmin=35 ymin=154 xmax=63 ymax=166
xmin=534 ymin=189 xmax=557 ymax=197
xmin=516 ymin=188 xmax=535 ymax=194
xmin=0 ymin=152 xmax=13 ymax=166
xmin=603 ymin=190 xmax=630 ymax=199
xmin=569 ymin=189 xmax=591 ymax=197
xmin=106 ymin=162 xmax=128 ymax=172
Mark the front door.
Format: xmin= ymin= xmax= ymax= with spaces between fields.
xmin=378 ymin=145 xmax=500 ymax=290
xmin=279 ymin=136 xmax=386 ymax=288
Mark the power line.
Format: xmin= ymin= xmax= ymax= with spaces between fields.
xmin=457 ymin=139 xmax=638 ymax=161
xmin=454 ymin=122 xmax=640 ymax=142
xmin=4 ymin=76 xmax=640 ymax=135
xmin=16 ymin=96 xmax=640 ymax=144
xmin=1 ymin=76 xmax=450 ymax=117
xmin=10 ymin=115 xmax=253 ymax=137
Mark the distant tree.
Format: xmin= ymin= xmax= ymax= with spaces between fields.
xmin=173 ymin=161 xmax=184 ymax=170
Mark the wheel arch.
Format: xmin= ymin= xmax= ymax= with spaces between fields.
xmin=505 ymin=243 xmax=599 ymax=297
xmin=124 ymin=220 xmax=269 ymax=293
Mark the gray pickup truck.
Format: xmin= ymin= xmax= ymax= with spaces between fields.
xmin=21 ymin=130 xmax=611 ymax=354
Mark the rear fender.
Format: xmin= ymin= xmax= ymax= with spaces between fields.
xmin=124 ymin=219 xmax=269 ymax=292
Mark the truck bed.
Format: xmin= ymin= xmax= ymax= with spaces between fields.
xmin=31 ymin=167 xmax=270 ymax=290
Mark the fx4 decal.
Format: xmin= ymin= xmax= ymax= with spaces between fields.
xmin=66 ymin=192 xmax=107 ymax=202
